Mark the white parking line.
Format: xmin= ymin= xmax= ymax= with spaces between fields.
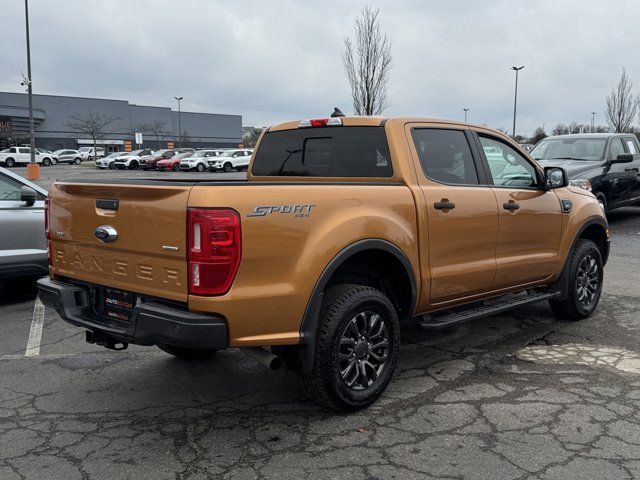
xmin=25 ymin=297 xmax=45 ymax=357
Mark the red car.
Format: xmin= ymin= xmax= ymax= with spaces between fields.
xmin=156 ymin=152 xmax=193 ymax=171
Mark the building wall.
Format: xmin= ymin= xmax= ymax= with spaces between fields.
xmin=0 ymin=92 xmax=242 ymax=151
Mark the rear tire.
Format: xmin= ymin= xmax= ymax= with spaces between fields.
xmin=73 ymin=157 xmax=81 ymax=165
xmin=158 ymin=344 xmax=218 ymax=359
xmin=302 ymin=284 xmax=400 ymax=411
xmin=223 ymin=162 xmax=233 ymax=172
xmin=108 ymin=162 xmax=116 ymax=170
xmin=129 ymin=160 xmax=139 ymax=170
xmin=196 ymin=163 xmax=205 ymax=172
xmin=5 ymin=158 xmax=15 ymax=167
xmin=172 ymin=164 xmax=180 ymax=172
xmin=42 ymin=158 xmax=51 ymax=167
xmin=549 ymin=239 xmax=603 ymax=320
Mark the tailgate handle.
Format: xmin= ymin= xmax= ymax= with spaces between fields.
xmin=96 ymin=199 xmax=119 ymax=211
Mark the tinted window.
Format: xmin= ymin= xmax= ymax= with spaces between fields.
xmin=252 ymin=127 xmax=392 ymax=177
xmin=412 ymin=129 xmax=478 ymax=185
xmin=479 ymin=135 xmax=538 ymax=188
xmin=609 ymin=138 xmax=625 ymax=159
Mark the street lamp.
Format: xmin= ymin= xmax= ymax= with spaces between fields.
xmin=463 ymin=108 xmax=470 ymax=123
xmin=591 ymin=112 xmax=597 ymax=133
xmin=24 ymin=0 xmax=39 ymax=180
xmin=510 ymin=66 xmax=524 ymax=139
xmin=174 ymin=96 xmax=183 ymax=147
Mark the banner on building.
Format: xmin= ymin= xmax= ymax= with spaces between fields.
xmin=0 ymin=117 xmax=12 ymax=137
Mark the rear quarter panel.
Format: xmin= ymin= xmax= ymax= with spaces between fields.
xmin=187 ymin=184 xmax=419 ymax=346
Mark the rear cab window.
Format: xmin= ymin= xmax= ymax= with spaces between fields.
xmin=251 ymin=126 xmax=392 ymax=177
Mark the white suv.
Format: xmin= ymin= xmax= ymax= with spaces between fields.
xmin=78 ymin=146 xmax=105 ymax=161
xmin=112 ymin=149 xmax=154 ymax=170
xmin=179 ymin=149 xmax=227 ymax=172
xmin=207 ymin=149 xmax=253 ymax=172
xmin=0 ymin=147 xmax=55 ymax=167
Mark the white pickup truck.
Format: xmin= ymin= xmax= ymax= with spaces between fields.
xmin=0 ymin=147 xmax=55 ymax=167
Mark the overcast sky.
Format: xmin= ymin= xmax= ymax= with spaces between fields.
xmin=2 ymin=0 xmax=639 ymax=136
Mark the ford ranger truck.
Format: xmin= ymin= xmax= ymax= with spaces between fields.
xmin=38 ymin=116 xmax=609 ymax=411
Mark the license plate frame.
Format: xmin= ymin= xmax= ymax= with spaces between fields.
xmin=103 ymin=288 xmax=135 ymax=322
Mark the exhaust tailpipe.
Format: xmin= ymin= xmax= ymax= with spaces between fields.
xmin=240 ymin=347 xmax=282 ymax=370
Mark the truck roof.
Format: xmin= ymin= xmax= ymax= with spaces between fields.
xmin=268 ymin=116 xmax=482 ymax=132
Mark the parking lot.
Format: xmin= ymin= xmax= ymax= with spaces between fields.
xmin=1 ymin=165 xmax=639 ymax=479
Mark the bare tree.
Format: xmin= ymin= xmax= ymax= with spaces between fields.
xmin=66 ymin=113 xmax=117 ymax=159
xmin=605 ymin=68 xmax=639 ymax=133
xmin=148 ymin=120 xmax=170 ymax=149
xmin=343 ymin=6 xmax=392 ymax=116
xmin=529 ymin=127 xmax=547 ymax=144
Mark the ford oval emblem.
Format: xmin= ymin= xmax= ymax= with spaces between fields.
xmin=94 ymin=225 xmax=118 ymax=243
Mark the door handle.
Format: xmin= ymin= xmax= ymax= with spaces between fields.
xmin=503 ymin=201 xmax=520 ymax=211
xmin=434 ymin=200 xmax=455 ymax=210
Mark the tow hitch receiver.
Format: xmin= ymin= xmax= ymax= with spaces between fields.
xmin=85 ymin=330 xmax=128 ymax=351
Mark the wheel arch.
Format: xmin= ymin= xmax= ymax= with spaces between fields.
xmin=293 ymin=239 xmax=417 ymax=373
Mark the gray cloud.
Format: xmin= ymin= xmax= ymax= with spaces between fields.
xmin=2 ymin=0 xmax=639 ymax=135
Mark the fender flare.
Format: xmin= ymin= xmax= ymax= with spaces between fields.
xmin=294 ymin=238 xmax=417 ymax=373
xmin=553 ymin=217 xmax=609 ymax=299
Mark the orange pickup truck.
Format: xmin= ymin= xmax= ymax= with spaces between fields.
xmin=38 ymin=116 xmax=609 ymax=411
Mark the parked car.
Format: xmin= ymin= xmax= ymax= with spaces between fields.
xmin=140 ymin=149 xmax=174 ymax=170
xmin=156 ymin=152 xmax=193 ymax=171
xmin=207 ymin=149 xmax=253 ymax=172
xmin=95 ymin=152 xmax=127 ymax=169
xmin=520 ymin=143 xmax=535 ymax=153
xmin=0 ymin=166 xmax=48 ymax=279
xmin=0 ymin=147 xmax=56 ymax=167
xmin=38 ymin=116 xmax=609 ymax=412
xmin=36 ymin=149 xmax=59 ymax=165
xmin=179 ymin=149 xmax=226 ymax=172
xmin=531 ymin=133 xmax=640 ymax=212
xmin=79 ymin=146 xmax=105 ymax=161
xmin=52 ymin=149 xmax=83 ymax=165
xmin=112 ymin=149 xmax=154 ymax=170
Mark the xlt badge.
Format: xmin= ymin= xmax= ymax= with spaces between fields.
xmin=94 ymin=225 xmax=118 ymax=243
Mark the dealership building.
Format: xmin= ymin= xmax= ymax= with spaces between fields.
xmin=0 ymin=91 xmax=242 ymax=153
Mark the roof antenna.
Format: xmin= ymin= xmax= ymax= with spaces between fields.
xmin=331 ymin=107 xmax=345 ymax=118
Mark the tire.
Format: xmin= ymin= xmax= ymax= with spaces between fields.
xmin=108 ymin=162 xmax=116 ymax=170
xmin=594 ymin=192 xmax=608 ymax=213
xmin=5 ymin=158 xmax=15 ymax=168
xmin=158 ymin=344 xmax=218 ymax=359
xmin=73 ymin=157 xmax=81 ymax=165
xmin=51 ymin=158 xmax=58 ymax=165
xmin=172 ymin=164 xmax=180 ymax=172
xmin=223 ymin=162 xmax=233 ymax=173
xmin=302 ymin=284 xmax=400 ymax=411
xmin=129 ymin=160 xmax=139 ymax=170
xmin=42 ymin=158 xmax=51 ymax=167
xmin=196 ymin=163 xmax=205 ymax=172
xmin=549 ymin=239 xmax=603 ymax=320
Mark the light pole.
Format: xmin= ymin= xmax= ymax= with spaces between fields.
xmin=463 ymin=108 xmax=470 ymax=122
xmin=174 ymin=96 xmax=183 ymax=147
xmin=510 ymin=66 xmax=524 ymax=139
xmin=24 ymin=0 xmax=39 ymax=180
xmin=591 ymin=112 xmax=597 ymax=132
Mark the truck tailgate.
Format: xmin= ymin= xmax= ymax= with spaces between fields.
xmin=48 ymin=182 xmax=191 ymax=302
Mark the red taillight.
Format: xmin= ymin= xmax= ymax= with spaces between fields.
xmin=187 ymin=208 xmax=241 ymax=296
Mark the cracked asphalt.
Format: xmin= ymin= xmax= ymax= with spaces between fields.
xmin=1 ymin=165 xmax=640 ymax=479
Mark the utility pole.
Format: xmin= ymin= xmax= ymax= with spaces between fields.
xmin=174 ymin=96 xmax=183 ymax=147
xmin=24 ymin=0 xmax=39 ymax=180
xmin=511 ymin=66 xmax=524 ymax=139
xmin=591 ymin=112 xmax=597 ymax=133
xmin=463 ymin=108 xmax=470 ymax=123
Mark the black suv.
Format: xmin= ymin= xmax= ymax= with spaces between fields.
xmin=531 ymin=133 xmax=640 ymax=212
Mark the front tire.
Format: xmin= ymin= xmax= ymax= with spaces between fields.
xmin=42 ymin=158 xmax=51 ymax=167
xmin=223 ymin=162 xmax=233 ymax=173
xmin=73 ymin=157 xmax=82 ymax=165
xmin=108 ymin=162 xmax=116 ymax=170
xmin=302 ymin=284 xmax=400 ymax=411
xmin=172 ymin=164 xmax=180 ymax=172
xmin=129 ymin=160 xmax=139 ymax=170
xmin=549 ymin=239 xmax=603 ymax=320
xmin=196 ymin=163 xmax=205 ymax=172
xmin=158 ymin=344 xmax=218 ymax=359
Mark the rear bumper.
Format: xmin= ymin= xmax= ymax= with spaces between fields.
xmin=37 ymin=277 xmax=228 ymax=349
xmin=0 ymin=251 xmax=48 ymax=280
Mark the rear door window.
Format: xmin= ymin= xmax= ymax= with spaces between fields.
xmin=252 ymin=127 xmax=392 ymax=177
xmin=411 ymin=128 xmax=479 ymax=185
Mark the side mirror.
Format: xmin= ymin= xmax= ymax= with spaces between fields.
xmin=612 ymin=153 xmax=634 ymax=164
xmin=21 ymin=186 xmax=37 ymax=206
xmin=544 ymin=167 xmax=568 ymax=190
